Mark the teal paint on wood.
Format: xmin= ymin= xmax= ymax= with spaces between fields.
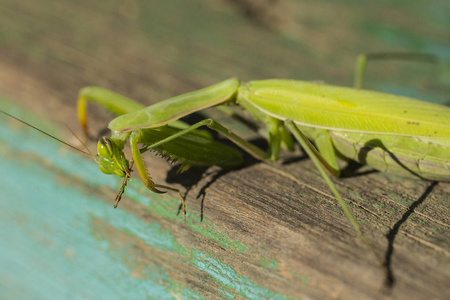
xmin=0 ymin=100 xmax=294 ymax=299
xmin=0 ymin=147 xmax=184 ymax=299
xmin=190 ymin=250 xmax=289 ymax=300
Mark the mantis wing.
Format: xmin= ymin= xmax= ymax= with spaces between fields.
xmin=240 ymin=80 xmax=450 ymax=138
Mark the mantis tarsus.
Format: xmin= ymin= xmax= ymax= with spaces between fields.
xmin=2 ymin=53 xmax=449 ymax=282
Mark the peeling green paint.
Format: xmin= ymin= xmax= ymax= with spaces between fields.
xmin=409 ymin=215 xmax=426 ymax=225
xmin=182 ymin=289 xmax=206 ymax=300
xmin=187 ymin=219 xmax=248 ymax=253
xmin=261 ymin=259 xmax=280 ymax=270
xmin=350 ymin=191 xmax=365 ymax=201
xmin=218 ymin=288 xmax=236 ymax=299
xmin=390 ymin=193 xmax=414 ymax=206
xmin=371 ymin=203 xmax=384 ymax=209
xmin=125 ymin=179 xmax=248 ymax=253
xmin=190 ymin=249 xmax=290 ymax=300
xmin=288 ymin=270 xmax=309 ymax=286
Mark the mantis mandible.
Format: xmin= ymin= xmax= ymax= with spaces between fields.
xmin=75 ymin=53 xmax=449 ymax=272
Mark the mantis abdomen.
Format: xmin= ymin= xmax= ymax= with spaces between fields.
xmin=329 ymin=130 xmax=450 ymax=181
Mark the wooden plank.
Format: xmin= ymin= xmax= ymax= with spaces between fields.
xmin=0 ymin=0 xmax=449 ymax=299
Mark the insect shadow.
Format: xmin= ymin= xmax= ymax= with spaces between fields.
xmin=383 ymin=181 xmax=438 ymax=288
xmin=358 ymin=139 xmax=424 ymax=179
xmin=281 ymin=153 xmax=309 ymax=165
xmin=195 ymin=153 xmax=261 ymax=222
xmin=337 ymin=159 xmax=379 ymax=178
xmin=324 ymin=137 xmax=427 ymax=180
xmin=355 ymin=138 xmax=438 ymax=288
xmin=166 ymin=136 xmax=264 ymax=221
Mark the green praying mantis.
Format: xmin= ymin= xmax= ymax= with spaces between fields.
xmin=74 ymin=53 xmax=449 ymax=272
xmin=1 ymin=53 xmax=449 ymax=276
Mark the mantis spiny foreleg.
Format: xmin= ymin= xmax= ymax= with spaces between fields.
xmin=129 ymin=130 xmax=187 ymax=218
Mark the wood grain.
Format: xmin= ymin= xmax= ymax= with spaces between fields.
xmin=0 ymin=1 xmax=449 ymax=299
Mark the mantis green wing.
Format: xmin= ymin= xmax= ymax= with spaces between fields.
xmin=239 ymin=80 xmax=450 ymax=137
xmin=237 ymin=80 xmax=450 ymax=181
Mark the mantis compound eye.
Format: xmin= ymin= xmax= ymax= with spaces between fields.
xmin=96 ymin=137 xmax=129 ymax=178
xmin=98 ymin=137 xmax=113 ymax=157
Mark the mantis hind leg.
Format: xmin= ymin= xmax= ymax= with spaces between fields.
xmin=129 ymin=130 xmax=187 ymax=219
xmin=354 ymin=52 xmax=438 ymax=89
xmin=284 ymin=120 xmax=384 ymax=267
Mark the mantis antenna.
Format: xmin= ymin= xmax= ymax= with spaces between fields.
xmin=0 ymin=109 xmax=92 ymax=157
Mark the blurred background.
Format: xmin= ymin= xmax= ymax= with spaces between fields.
xmin=0 ymin=1 xmax=449 ymax=299
xmin=0 ymin=0 xmax=449 ymax=116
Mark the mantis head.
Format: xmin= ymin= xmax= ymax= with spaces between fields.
xmin=96 ymin=136 xmax=133 ymax=208
xmin=96 ymin=136 xmax=132 ymax=178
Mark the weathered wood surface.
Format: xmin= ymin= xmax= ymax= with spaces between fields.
xmin=0 ymin=1 xmax=449 ymax=299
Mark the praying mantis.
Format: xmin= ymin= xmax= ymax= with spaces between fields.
xmin=2 ymin=54 xmax=448 ymax=275
xmin=74 ymin=53 xmax=449 ymax=272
